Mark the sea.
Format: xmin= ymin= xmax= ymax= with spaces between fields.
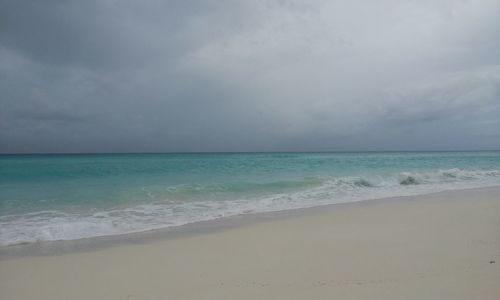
xmin=1 ymin=151 xmax=500 ymax=247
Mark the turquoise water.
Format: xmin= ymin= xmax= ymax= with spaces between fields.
xmin=1 ymin=152 xmax=500 ymax=246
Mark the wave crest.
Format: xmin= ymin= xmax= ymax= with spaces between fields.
xmin=1 ymin=168 xmax=499 ymax=247
xmin=400 ymin=176 xmax=420 ymax=185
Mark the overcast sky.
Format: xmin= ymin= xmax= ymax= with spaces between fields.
xmin=1 ymin=0 xmax=499 ymax=153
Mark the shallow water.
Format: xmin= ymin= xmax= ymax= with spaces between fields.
xmin=1 ymin=152 xmax=499 ymax=246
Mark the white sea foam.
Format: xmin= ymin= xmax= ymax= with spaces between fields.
xmin=1 ymin=168 xmax=499 ymax=247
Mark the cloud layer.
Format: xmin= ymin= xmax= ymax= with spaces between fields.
xmin=1 ymin=0 xmax=499 ymax=152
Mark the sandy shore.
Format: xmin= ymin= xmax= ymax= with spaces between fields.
xmin=1 ymin=187 xmax=499 ymax=299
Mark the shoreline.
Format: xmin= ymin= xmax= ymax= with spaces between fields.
xmin=1 ymin=185 xmax=499 ymax=299
xmin=1 ymin=185 xmax=499 ymax=260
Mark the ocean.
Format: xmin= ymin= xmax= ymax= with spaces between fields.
xmin=1 ymin=151 xmax=499 ymax=246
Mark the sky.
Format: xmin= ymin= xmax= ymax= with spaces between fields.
xmin=1 ymin=0 xmax=500 ymax=153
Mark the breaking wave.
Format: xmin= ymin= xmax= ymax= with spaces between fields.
xmin=1 ymin=168 xmax=499 ymax=247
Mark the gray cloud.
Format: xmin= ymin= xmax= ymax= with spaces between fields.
xmin=1 ymin=0 xmax=499 ymax=153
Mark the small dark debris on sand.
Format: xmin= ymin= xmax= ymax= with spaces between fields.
xmin=489 ymin=260 xmax=495 ymax=264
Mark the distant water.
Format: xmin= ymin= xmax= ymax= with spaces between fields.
xmin=1 ymin=152 xmax=500 ymax=246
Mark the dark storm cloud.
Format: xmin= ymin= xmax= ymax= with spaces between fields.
xmin=0 ymin=0 xmax=208 ymax=68
xmin=1 ymin=0 xmax=500 ymax=153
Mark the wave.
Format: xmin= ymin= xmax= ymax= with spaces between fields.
xmin=397 ymin=169 xmax=500 ymax=185
xmin=400 ymin=176 xmax=420 ymax=185
xmin=157 ymin=178 xmax=322 ymax=198
xmin=1 ymin=168 xmax=499 ymax=247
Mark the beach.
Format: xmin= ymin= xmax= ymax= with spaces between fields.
xmin=3 ymin=0 xmax=500 ymax=298
xmin=1 ymin=186 xmax=499 ymax=299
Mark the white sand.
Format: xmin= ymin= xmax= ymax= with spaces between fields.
xmin=1 ymin=187 xmax=499 ymax=299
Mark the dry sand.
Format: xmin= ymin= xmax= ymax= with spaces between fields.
xmin=1 ymin=187 xmax=499 ymax=299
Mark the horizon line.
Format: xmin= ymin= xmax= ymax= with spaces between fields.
xmin=1 ymin=149 xmax=499 ymax=155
